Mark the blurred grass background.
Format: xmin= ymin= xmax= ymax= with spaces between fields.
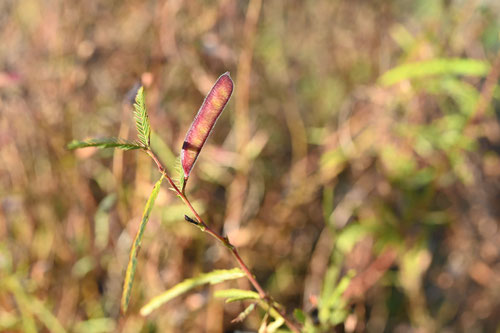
xmin=1 ymin=0 xmax=500 ymax=332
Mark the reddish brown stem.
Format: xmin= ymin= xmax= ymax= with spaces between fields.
xmin=146 ymin=149 xmax=301 ymax=333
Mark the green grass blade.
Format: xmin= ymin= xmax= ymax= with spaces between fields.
xmin=67 ymin=138 xmax=143 ymax=150
xmin=121 ymin=175 xmax=164 ymax=313
xmin=140 ymin=268 xmax=245 ymax=316
xmin=379 ymin=58 xmax=490 ymax=86
xmin=133 ymin=87 xmax=151 ymax=148
xmin=214 ymin=288 xmax=260 ymax=303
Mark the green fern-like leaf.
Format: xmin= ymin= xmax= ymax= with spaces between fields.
xmin=133 ymin=87 xmax=151 ymax=148
xmin=214 ymin=288 xmax=260 ymax=303
xmin=121 ymin=175 xmax=164 ymax=313
xmin=67 ymin=138 xmax=143 ymax=150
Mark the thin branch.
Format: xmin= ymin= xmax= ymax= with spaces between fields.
xmin=145 ymin=149 xmax=302 ymax=333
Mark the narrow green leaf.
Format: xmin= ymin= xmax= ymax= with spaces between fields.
xmin=214 ymin=288 xmax=260 ymax=303
xmin=133 ymin=86 xmax=151 ymax=148
xmin=121 ymin=175 xmax=164 ymax=313
xmin=140 ymin=268 xmax=245 ymax=316
xmin=67 ymin=138 xmax=143 ymax=150
xmin=379 ymin=58 xmax=490 ymax=86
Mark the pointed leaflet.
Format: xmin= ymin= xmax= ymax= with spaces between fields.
xmin=67 ymin=138 xmax=142 ymax=150
xmin=181 ymin=72 xmax=233 ymax=186
xmin=140 ymin=268 xmax=245 ymax=316
xmin=121 ymin=175 xmax=164 ymax=313
xmin=133 ymin=86 xmax=151 ymax=148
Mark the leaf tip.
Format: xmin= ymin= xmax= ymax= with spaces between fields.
xmin=139 ymin=307 xmax=149 ymax=317
xmin=136 ymin=86 xmax=144 ymax=99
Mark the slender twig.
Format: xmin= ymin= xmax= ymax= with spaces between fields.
xmin=146 ymin=149 xmax=301 ymax=333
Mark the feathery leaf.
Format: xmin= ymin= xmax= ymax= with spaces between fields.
xmin=133 ymin=86 xmax=151 ymax=148
xmin=67 ymin=138 xmax=143 ymax=150
xmin=140 ymin=268 xmax=245 ymax=316
xmin=214 ymin=288 xmax=260 ymax=303
xmin=121 ymin=175 xmax=164 ymax=313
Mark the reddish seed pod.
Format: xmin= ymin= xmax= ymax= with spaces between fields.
xmin=181 ymin=72 xmax=234 ymax=182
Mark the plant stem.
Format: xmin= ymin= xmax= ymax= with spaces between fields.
xmin=146 ymin=149 xmax=301 ymax=333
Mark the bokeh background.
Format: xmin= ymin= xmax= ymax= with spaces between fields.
xmin=2 ymin=0 xmax=500 ymax=332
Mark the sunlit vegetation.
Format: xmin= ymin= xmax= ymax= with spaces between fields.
xmin=1 ymin=0 xmax=500 ymax=332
